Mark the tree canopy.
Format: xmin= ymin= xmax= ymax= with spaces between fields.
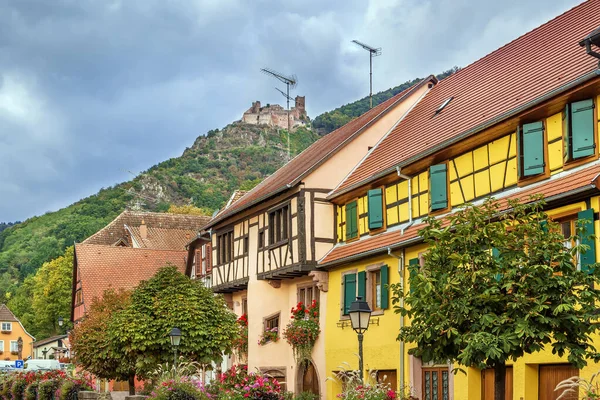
xmin=392 ymin=197 xmax=600 ymax=400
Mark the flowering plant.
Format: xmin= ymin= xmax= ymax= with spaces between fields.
xmin=258 ymin=327 xmax=279 ymax=346
xmin=283 ymin=300 xmax=320 ymax=365
xmin=210 ymin=365 xmax=283 ymax=400
xmin=232 ymin=314 xmax=248 ymax=362
xmin=331 ymin=369 xmax=416 ymax=400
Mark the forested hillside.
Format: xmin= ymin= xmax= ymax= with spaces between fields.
xmin=312 ymin=67 xmax=459 ymax=134
xmin=0 ymin=70 xmax=458 ymax=338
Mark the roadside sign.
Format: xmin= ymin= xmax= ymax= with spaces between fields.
xmin=15 ymin=360 xmax=24 ymax=369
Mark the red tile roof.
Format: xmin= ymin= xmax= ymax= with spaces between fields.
xmin=320 ymin=164 xmax=600 ymax=266
xmin=332 ymin=0 xmax=600 ymax=196
xmin=0 ymin=304 xmax=18 ymax=322
xmin=74 ymin=244 xmax=187 ymax=305
xmin=84 ymin=210 xmax=209 ymax=249
xmin=205 ymin=77 xmax=436 ymax=227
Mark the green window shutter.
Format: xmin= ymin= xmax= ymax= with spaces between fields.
xmin=380 ymin=265 xmax=389 ymax=309
xmin=570 ymin=99 xmax=596 ymax=159
xmin=578 ymin=208 xmax=596 ymax=274
xmin=429 ymin=164 xmax=448 ymax=211
xmin=409 ymin=258 xmax=420 ymax=294
xmin=357 ymin=271 xmax=366 ymax=300
xmin=368 ymin=189 xmax=384 ymax=230
xmin=563 ymin=104 xmax=572 ymax=163
xmin=520 ymin=121 xmax=545 ymax=177
xmin=345 ymin=201 xmax=358 ymax=240
xmin=343 ymin=273 xmax=357 ymax=314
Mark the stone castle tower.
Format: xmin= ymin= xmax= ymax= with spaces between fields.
xmin=242 ymin=96 xmax=308 ymax=130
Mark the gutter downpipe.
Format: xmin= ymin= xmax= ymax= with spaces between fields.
xmin=388 ymin=247 xmax=405 ymax=395
xmin=396 ymin=167 xmax=414 ymax=234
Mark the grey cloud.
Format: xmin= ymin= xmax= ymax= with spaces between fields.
xmin=0 ymin=0 xmax=582 ymax=221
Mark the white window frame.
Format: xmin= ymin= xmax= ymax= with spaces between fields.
xmin=10 ymin=340 xmax=18 ymax=353
xmin=1 ymin=322 xmax=12 ymax=331
xmin=0 ymin=340 xmax=4 ymax=352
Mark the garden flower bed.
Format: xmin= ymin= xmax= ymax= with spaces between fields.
xmin=0 ymin=370 xmax=93 ymax=400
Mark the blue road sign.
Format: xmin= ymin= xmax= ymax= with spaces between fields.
xmin=15 ymin=360 xmax=23 ymax=369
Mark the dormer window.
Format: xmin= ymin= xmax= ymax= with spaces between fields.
xmin=1 ymin=322 xmax=12 ymax=332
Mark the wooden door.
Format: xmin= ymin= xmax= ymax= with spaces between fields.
xmin=539 ymin=365 xmax=578 ymax=400
xmin=301 ymin=362 xmax=319 ymax=396
xmin=376 ymin=370 xmax=397 ymax=392
xmin=112 ymin=380 xmax=129 ymax=392
xmin=423 ymin=368 xmax=450 ymax=400
xmin=481 ymin=367 xmax=513 ymax=399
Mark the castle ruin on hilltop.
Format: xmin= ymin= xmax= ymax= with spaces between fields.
xmin=242 ymin=96 xmax=308 ymax=130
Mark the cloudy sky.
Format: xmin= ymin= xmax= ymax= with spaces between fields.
xmin=0 ymin=0 xmax=582 ymax=222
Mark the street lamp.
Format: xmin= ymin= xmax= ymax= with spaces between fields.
xmin=58 ymin=316 xmax=64 ymax=327
xmin=169 ymin=327 xmax=182 ymax=369
xmin=348 ymin=296 xmax=372 ymax=381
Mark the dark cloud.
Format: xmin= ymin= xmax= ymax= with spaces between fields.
xmin=0 ymin=0 xmax=582 ymax=221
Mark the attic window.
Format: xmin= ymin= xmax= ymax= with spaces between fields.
xmin=435 ymin=97 xmax=454 ymax=115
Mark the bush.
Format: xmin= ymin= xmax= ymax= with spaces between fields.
xmin=149 ymin=381 xmax=208 ymax=400
xmin=59 ymin=378 xmax=93 ymax=400
xmin=38 ymin=379 xmax=60 ymax=400
xmin=294 ymin=392 xmax=318 ymax=400
xmin=24 ymin=382 xmax=38 ymax=400
xmin=10 ymin=378 xmax=26 ymax=400
xmin=0 ymin=374 xmax=14 ymax=400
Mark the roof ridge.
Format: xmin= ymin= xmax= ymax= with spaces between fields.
xmin=75 ymin=243 xmax=188 ymax=253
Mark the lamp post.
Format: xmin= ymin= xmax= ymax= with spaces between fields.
xmin=58 ymin=316 xmax=64 ymax=327
xmin=348 ymin=296 xmax=372 ymax=381
xmin=169 ymin=327 xmax=182 ymax=369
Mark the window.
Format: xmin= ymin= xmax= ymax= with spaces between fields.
xmin=345 ymin=201 xmax=358 ymax=240
xmin=367 ymin=188 xmax=384 ymax=230
xmin=263 ymin=313 xmax=280 ymax=343
xmin=243 ymin=236 xmax=249 ymax=255
xmin=518 ymin=121 xmax=546 ymax=178
xmin=1 ymin=322 xmax=11 ymax=332
xmin=217 ymin=231 xmax=234 ymax=264
xmin=423 ymin=367 xmax=450 ymax=400
xmin=269 ymin=205 xmax=289 ymax=245
xmin=75 ymin=289 xmax=83 ymax=305
xmin=258 ymin=231 xmax=265 ymax=249
xmin=0 ymin=341 xmax=4 ymax=352
xmin=242 ymin=298 xmax=248 ymax=316
xmin=298 ymin=284 xmax=320 ymax=306
xmin=429 ymin=164 xmax=448 ymax=212
xmin=564 ymin=98 xmax=596 ymax=162
xmin=342 ymin=272 xmax=357 ymax=315
xmin=555 ymin=208 xmax=596 ymax=273
xmin=10 ymin=341 xmax=18 ymax=353
xmin=342 ymin=268 xmax=387 ymax=316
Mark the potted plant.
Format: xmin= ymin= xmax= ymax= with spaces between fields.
xmin=283 ymin=300 xmax=320 ymax=365
xmin=258 ymin=327 xmax=279 ymax=345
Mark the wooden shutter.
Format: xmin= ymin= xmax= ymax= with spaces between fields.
xmin=563 ymin=104 xmax=572 ymax=163
xmin=357 ymin=271 xmax=366 ymax=300
xmin=409 ymin=258 xmax=420 ymax=294
xmin=429 ymin=164 xmax=448 ymax=211
xmin=345 ymin=201 xmax=358 ymax=240
xmin=520 ymin=121 xmax=545 ymax=177
xmin=570 ymin=99 xmax=595 ymax=159
xmin=578 ymin=208 xmax=596 ymax=273
xmin=380 ymin=264 xmax=389 ymax=309
xmin=343 ymin=273 xmax=357 ymax=314
xmin=367 ymin=189 xmax=384 ymax=230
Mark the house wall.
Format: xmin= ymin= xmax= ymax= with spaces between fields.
xmin=0 ymin=320 xmax=34 ymax=361
xmin=336 ymin=94 xmax=600 ymax=241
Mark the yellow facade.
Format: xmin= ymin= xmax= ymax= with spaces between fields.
xmin=325 ymin=93 xmax=600 ymax=399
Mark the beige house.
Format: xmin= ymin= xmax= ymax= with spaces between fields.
xmin=191 ymin=77 xmax=436 ymax=397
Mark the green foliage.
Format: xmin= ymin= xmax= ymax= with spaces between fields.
xmin=37 ymin=380 xmax=60 ymax=400
xmin=312 ymin=67 xmax=459 ymax=134
xmin=10 ymin=378 xmax=26 ymax=400
xmin=391 ymin=197 xmax=600 ymax=399
xmin=23 ymin=382 xmax=37 ymax=400
xmin=70 ymin=289 xmax=136 ymax=383
xmin=110 ymin=266 xmax=238 ymax=378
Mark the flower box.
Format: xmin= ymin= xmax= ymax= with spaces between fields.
xmin=11 ymin=351 xmax=19 ymax=355
xmin=0 ymin=330 xmax=11 ymax=334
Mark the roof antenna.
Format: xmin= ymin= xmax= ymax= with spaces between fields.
xmin=579 ymin=26 xmax=600 ymax=68
xmin=352 ymin=40 xmax=382 ymax=109
xmin=260 ymin=68 xmax=298 ymax=162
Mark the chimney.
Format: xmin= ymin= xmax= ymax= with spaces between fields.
xmin=140 ymin=219 xmax=147 ymax=240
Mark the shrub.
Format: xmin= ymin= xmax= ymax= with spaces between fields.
xmin=1 ymin=374 xmax=15 ymax=400
xmin=232 ymin=314 xmax=248 ymax=362
xmin=38 ymin=379 xmax=60 ymax=400
xmin=148 ymin=380 xmax=208 ymax=400
xmin=294 ymin=392 xmax=318 ymax=400
xmin=24 ymin=382 xmax=38 ymax=400
xmin=59 ymin=378 xmax=94 ymax=400
xmin=10 ymin=378 xmax=26 ymax=400
xmin=209 ymin=365 xmax=283 ymax=400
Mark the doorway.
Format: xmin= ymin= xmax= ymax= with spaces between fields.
xmin=298 ymin=361 xmax=320 ymax=397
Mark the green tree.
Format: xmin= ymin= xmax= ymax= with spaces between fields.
xmin=70 ymin=289 xmax=136 ymax=393
xmin=111 ymin=266 xmax=238 ymax=380
xmin=31 ymin=247 xmax=74 ymax=337
xmin=391 ymin=197 xmax=600 ymax=400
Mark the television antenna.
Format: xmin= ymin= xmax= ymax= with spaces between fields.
xmin=352 ymin=40 xmax=382 ymax=109
xmin=275 ymin=87 xmax=295 ymax=103
xmin=261 ymin=67 xmax=298 ymax=161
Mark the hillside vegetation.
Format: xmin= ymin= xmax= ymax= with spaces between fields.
xmin=0 ymin=70 xmax=458 ymax=338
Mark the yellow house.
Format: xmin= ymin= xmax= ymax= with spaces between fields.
xmin=0 ymin=304 xmax=35 ymax=361
xmin=319 ymin=2 xmax=600 ymax=399
xmin=191 ymin=76 xmax=436 ymax=397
